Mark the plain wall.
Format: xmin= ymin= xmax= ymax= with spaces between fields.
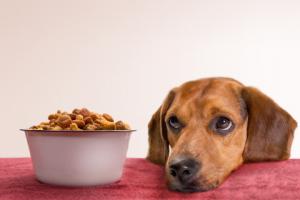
xmin=0 ymin=0 xmax=299 ymax=158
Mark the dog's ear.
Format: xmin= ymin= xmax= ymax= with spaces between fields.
xmin=241 ymin=87 xmax=297 ymax=162
xmin=146 ymin=90 xmax=176 ymax=165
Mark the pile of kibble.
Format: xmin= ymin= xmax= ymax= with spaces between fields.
xmin=30 ymin=108 xmax=131 ymax=131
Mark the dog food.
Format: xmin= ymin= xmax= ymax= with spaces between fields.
xmin=30 ymin=108 xmax=131 ymax=131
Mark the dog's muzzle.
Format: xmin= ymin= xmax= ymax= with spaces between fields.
xmin=167 ymin=156 xmax=202 ymax=192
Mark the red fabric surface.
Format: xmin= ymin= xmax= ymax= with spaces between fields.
xmin=0 ymin=158 xmax=299 ymax=200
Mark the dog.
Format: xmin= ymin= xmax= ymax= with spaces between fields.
xmin=147 ymin=77 xmax=297 ymax=192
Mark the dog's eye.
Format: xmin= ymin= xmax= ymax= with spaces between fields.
xmin=210 ymin=116 xmax=234 ymax=135
xmin=168 ymin=116 xmax=183 ymax=132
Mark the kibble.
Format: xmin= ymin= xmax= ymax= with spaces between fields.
xmin=30 ymin=108 xmax=131 ymax=131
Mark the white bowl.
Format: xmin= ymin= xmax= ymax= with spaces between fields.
xmin=21 ymin=129 xmax=134 ymax=187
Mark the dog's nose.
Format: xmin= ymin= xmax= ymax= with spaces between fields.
xmin=169 ymin=157 xmax=199 ymax=184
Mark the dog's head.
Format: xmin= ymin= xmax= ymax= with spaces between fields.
xmin=147 ymin=77 xmax=297 ymax=192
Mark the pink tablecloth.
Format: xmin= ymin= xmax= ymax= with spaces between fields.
xmin=0 ymin=158 xmax=299 ymax=200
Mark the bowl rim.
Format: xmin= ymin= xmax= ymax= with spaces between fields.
xmin=20 ymin=129 xmax=136 ymax=133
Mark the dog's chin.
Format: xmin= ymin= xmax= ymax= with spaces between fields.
xmin=169 ymin=185 xmax=206 ymax=193
xmin=168 ymin=181 xmax=218 ymax=193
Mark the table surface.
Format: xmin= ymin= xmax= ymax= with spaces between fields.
xmin=1 ymin=158 xmax=300 ymax=200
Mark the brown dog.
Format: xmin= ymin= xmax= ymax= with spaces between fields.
xmin=147 ymin=77 xmax=297 ymax=192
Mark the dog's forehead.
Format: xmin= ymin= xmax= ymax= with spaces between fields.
xmin=168 ymin=78 xmax=245 ymax=118
xmin=175 ymin=78 xmax=243 ymax=101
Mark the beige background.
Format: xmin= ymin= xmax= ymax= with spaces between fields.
xmin=0 ymin=0 xmax=299 ymax=158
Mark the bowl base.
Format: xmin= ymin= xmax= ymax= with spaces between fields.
xmin=35 ymin=177 xmax=122 ymax=188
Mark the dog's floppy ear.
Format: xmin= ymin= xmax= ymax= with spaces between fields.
xmin=242 ymin=87 xmax=297 ymax=162
xmin=146 ymin=90 xmax=176 ymax=165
